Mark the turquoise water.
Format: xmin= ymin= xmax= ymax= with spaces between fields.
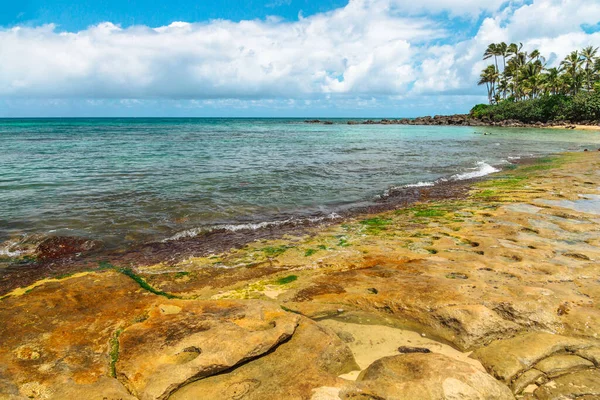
xmin=1 ymin=118 xmax=599 ymax=250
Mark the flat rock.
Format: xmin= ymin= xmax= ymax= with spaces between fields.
xmin=340 ymin=353 xmax=514 ymax=400
xmin=471 ymin=332 xmax=594 ymax=382
xmin=511 ymin=368 xmax=545 ymax=395
xmin=576 ymin=347 xmax=600 ymax=366
xmin=116 ymin=300 xmax=300 ymax=400
xmin=0 ymin=271 xmax=152 ymax=398
xmin=534 ymin=354 xmax=593 ymax=378
xmin=534 ymin=370 xmax=600 ymax=400
xmin=170 ymin=317 xmax=359 ymax=400
xmin=432 ymin=305 xmax=520 ymax=350
xmin=47 ymin=377 xmax=136 ymax=400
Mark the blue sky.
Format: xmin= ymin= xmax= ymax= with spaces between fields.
xmin=1 ymin=0 xmax=599 ymax=117
xmin=2 ymin=0 xmax=350 ymax=31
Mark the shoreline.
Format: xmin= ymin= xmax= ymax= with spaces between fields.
xmin=2 ymin=151 xmax=600 ymax=398
xmin=0 ymin=159 xmax=501 ymax=296
xmin=305 ymin=116 xmax=600 ymax=131
xmin=0 ymin=155 xmax=575 ymax=296
xmin=3 ymin=151 xmax=600 ymax=399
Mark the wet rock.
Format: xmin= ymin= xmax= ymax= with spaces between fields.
xmin=116 ymin=300 xmax=300 ymax=400
xmin=534 ymin=354 xmax=593 ymax=378
xmin=170 ymin=318 xmax=359 ymax=400
xmin=397 ymin=346 xmax=431 ymax=354
xmin=534 ymin=370 xmax=600 ymax=400
xmin=446 ymin=272 xmax=469 ymax=279
xmin=336 ymin=330 xmax=356 ymax=343
xmin=35 ymin=236 xmax=101 ymax=260
xmin=471 ymin=332 xmax=594 ymax=382
xmin=340 ymin=353 xmax=514 ymax=400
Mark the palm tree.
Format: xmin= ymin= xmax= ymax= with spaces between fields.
xmin=484 ymin=43 xmax=500 ymax=73
xmin=581 ymin=46 xmax=598 ymax=90
xmin=498 ymin=42 xmax=509 ymax=72
xmin=543 ymin=67 xmax=562 ymax=95
xmin=560 ymin=51 xmax=583 ymax=95
xmin=479 ymin=41 xmax=599 ymax=102
xmin=479 ymin=65 xmax=499 ymax=104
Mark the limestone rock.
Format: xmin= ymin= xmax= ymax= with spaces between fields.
xmin=471 ymin=332 xmax=594 ymax=382
xmin=340 ymin=353 xmax=514 ymax=400
xmin=116 ymin=300 xmax=300 ymax=400
xmin=48 ymin=377 xmax=136 ymax=400
xmin=534 ymin=370 xmax=600 ymax=400
xmin=534 ymin=354 xmax=593 ymax=378
xmin=511 ymin=368 xmax=545 ymax=395
xmin=0 ymin=271 xmax=152 ymax=398
xmin=576 ymin=347 xmax=600 ymax=366
xmin=170 ymin=317 xmax=359 ymax=400
xmin=432 ymin=305 xmax=520 ymax=350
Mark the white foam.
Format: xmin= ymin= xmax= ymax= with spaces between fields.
xmin=0 ymin=248 xmax=23 ymax=257
xmin=450 ymin=161 xmax=500 ymax=181
xmin=403 ymin=181 xmax=435 ymax=188
xmin=163 ymin=213 xmax=341 ymax=242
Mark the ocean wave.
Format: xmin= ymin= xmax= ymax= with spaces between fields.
xmin=450 ymin=161 xmax=500 ymax=181
xmin=376 ymin=161 xmax=500 ymax=199
xmin=0 ymin=248 xmax=24 ymax=257
xmin=163 ymin=213 xmax=341 ymax=242
xmin=403 ymin=181 xmax=435 ymax=188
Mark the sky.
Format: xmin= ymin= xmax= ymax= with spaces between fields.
xmin=1 ymin=0 xmax=599 ymax=117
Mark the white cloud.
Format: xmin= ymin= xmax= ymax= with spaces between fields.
xmin=0 ymin=0 xmax=599 ymax=113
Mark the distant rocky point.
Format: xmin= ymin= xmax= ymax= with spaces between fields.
xmin=304 ymin=115 xmax=599 ymax=129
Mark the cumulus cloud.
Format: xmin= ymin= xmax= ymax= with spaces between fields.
xmin=0 ymin=0 xmax=599 ymax=111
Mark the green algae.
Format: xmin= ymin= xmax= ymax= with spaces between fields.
xmin=109 ymin=328 xmax=123 ymax=378
xmin=275 ymin=275 xmax=298 ymax=285
xmin=360 ymin=217 xmax=393 ymax=235
xmin=98 ymin=261 xmax=178 ymax=299
xmin=261 ymin=245 xmax=292 ymax=257
xmin=304 ymin=248 xmax=318 ymax=257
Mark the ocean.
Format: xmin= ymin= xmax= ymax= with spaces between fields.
xmin=1 ymin=118 xmax=599 ymax=253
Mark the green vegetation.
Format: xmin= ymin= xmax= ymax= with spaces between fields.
xmin=304 ymin=248 xmax=318 ymax=257
xmin=174 ymin=271 xmax=190 ymax=278
xmin=336 ymin=236 xmax=351 ymax=247
xmin=473 ymin=43 xmax=600 ymax=123
xmin=98 ymin=261 xmax=178 ymax=299
xmin=109 ymin=328 xmax=123 ymax=378
xmin=261 ymin=245 xmax=291 ymax=257
xmin=360 ymin=217 xmax=393 ymax=234
xmin=275 ymin=275 xmax=298 ymax=285
xmin=414 ymin=208 xmax=447 ymax=218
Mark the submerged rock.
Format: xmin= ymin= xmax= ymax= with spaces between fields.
xmin=34 ymin=236 xmax=101 ymax=260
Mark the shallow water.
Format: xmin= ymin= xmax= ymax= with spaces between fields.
xmin=1 ymin=118 xmax=599 ymax=250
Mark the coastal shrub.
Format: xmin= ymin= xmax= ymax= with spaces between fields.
xmin=565 ymin=91 xmax=600 ymax=121
xmin=472 ymin=92 xmax=600 ymax=123
xmin=470 ymin=104 xmax=490 ymax=118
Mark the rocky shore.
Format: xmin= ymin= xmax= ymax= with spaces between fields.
xmin=305 ymin=115 xmax=600 ymax=129
xmin=2 ymin=152 xmax=600 ymax=399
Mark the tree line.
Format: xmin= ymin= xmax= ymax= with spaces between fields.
xmin=478 ymin=42 xmax=600 ymax=104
